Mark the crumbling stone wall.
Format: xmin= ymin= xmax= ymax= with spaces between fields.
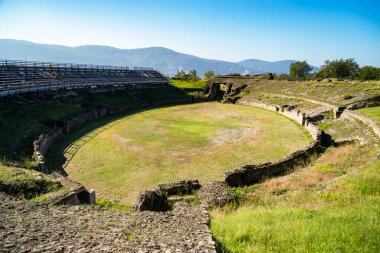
xmin=51 ymin=185 xmax=95 ymax=206
xmin=134 ymin=180 xmax=200 ymax=211
xmin=224 ymin=140 xmax=320 ymax=187
xmin=33 ymin=128 xmax=63 ymax=173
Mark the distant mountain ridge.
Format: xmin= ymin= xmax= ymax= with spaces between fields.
xmin=0 ymin=39 xmax=319 ymax=76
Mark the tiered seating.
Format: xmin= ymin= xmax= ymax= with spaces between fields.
xmin=0 ymin=60 xmax=168 ymax=97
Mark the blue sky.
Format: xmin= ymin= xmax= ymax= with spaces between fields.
xmin=0 ymin=0 xmax=379 ymax=66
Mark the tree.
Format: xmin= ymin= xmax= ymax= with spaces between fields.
xmin=203 ymin=70 xmax=215 ymax=79
xmin=174 ymin=69 xmax=198 ymax=80
xmin=289 ymin=61 xmax=312 ymax=79
xmin=174 ymin=70 xmax=187 ymax=80
xmin=317 ymin=58 xmax=359 ymax=79
xmin=188 ymin=69 xmax=198 ymax=80
xmin=358 ymin=66 xmax=380 ymax=81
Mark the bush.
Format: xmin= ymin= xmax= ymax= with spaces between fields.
xmin=358 ymin=66 xmax=380 ymax=81
xmin=174 ymin=69 xmax=198 ymax=80
xmin=204 ymin=70 xmax=215 ymax=79
xmin=342 ymin=94 xmax=355 ymax=100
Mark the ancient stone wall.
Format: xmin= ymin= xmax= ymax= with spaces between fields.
xmin=134 ymin=180 xmax=200 ymax=211
xmin=224 ymin=140 xmax=320 ymax=187
xmin=33 ymin=128 xmax=63 ymax=173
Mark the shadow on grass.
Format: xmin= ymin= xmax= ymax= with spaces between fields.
xmin=213 ymin=235 xmax=232 ymax=253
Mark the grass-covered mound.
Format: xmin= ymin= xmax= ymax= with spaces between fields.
xmin=50 ymin=102 xmax=311 ymax=204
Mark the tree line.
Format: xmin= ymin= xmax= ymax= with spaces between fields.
xmin=289 ymin=59 xmax=380 ymax=81
xmin=173 ymin=69 xmax=215 ymax=80
xmin=173 ymin=58 xmax=380 ymax=81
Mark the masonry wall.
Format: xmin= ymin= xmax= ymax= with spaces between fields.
xmin=224 ymin=140 xmax=320 ymax=187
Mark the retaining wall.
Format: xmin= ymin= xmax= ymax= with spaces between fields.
xmin=225 ymin=140 xmax=320 ymax=187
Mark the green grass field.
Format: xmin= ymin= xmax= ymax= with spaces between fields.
xmin=210 ymin=106 xmax=380 ymax=253
xmin=51 ymin=102 xmax=311 ymax=204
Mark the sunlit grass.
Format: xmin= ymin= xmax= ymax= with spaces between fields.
xmin=170 ymin=79 xmax=208 ymax=90
xmin=358 ymin=107 xmax=380 ymax=125
xmin=210 ymin=142 xmax=380 ymax=253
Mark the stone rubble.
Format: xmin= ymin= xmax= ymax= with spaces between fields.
xmin=197 ymin=181 xmax=237 ymax=208
xmin=0 ymin=193 xmax=216 ymax=253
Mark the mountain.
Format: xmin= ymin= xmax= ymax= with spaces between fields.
xmin=0 ymin=39 xmax=319 ymax=76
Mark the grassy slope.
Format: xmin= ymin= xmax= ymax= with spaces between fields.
xmin=211 ymin=107 xmax=380 ymax=253
xmin=52 ymin=102 xmax=311 ymax=204
xmin=241 ymin=80 xmax=380 ymax=105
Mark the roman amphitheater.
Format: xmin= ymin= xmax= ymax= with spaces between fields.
xmin=1 ymin=60 xmax=379 ymax=252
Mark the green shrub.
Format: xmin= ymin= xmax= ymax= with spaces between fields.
xmin=342 ymin=94 xmax=354 ymax=100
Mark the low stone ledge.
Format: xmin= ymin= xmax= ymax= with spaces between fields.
xmin=225 ymin=140 xmax=320 ymax=187
xmin=237 ymin=99 xmax=331 ymax=145
xmin=155 ymin=179 xmax=200 ymax=196
xmin=50 ymin=185 xmax=96 ymax=206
